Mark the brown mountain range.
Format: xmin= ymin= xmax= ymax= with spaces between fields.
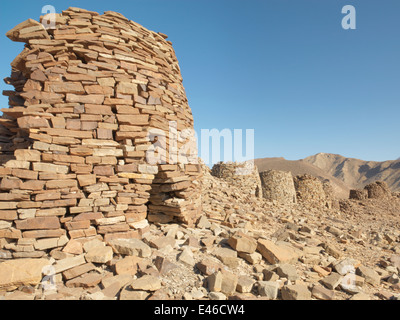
xmin=254 ymin=153 xmax=400 ymax=199
xmin=303 ymin=153 xmax=400 ymax=192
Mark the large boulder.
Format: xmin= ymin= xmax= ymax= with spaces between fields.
xmin=0 ymin=258 xmax=50 ymax=291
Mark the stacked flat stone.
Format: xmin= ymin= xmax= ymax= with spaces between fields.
xmin=0 ymin=7 xmax=201 ymax=260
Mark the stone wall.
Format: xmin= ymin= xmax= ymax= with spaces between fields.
xmin=0 ymin=7 xmax=201 ymax=260
xmin=259 ymin=170 xmax=296 ymax=205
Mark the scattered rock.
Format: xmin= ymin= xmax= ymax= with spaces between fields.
xmin=207 ymin=271 xmax=238 ymax=296
xmin=150 ymin=236 xmax=176 ymax=250
xmin=257 ymin=239 xmax=300 ymax=264
xmin=227 ymin=232 xmax=257 ymax=254
xmin=356 ymin=265 xmax=381 ymax=286
xmin=276 ymin=264 xmax=298 ymax=281
xmin=63 ymin=263 xmax=96 ymax=281
xmin=207 ymin=272 xmax=223 ymax=293
xmin=62 ymin=240 xmax=83 ymax=255
xmin=219 ymin=271 xmax=238 ymax=296
xmin=281 ymin=284 xmax=312 ymax=300
xmin=238 ymin=251 xmax=262 ymax=265
xmin=196 ymin=259 xmax=224 ymax=276
xmin=312 ymin=285 xmax=335 ymax=300
xmin=183 ymin=292 xmax=192 ymax=300
xmin=120 ymin=287 xmax=149 ymax=300
xmin=85 ymin=246 xmax=113 ymax=264
xmin=115 ymin=256 xmax=141 ymax=276
xmin=312 ymin=265 xmax=331 ymax=277
xmin=102 ymin=275 xmax=132 ymax=291
xmin=257 ymin=281 xmax=279 ymax=299
xmin=66 ymin=272 xmax=103 ymax=289
xmin=350 ymin=292 xmax=371 ymax=300
xmin=386 ymin=273 xmax=399 ymax=285
xmin=209 ymin=292 xmax=227 ymax=300
xmin=197 ymin=216 xmax=211 ymax=229
xmin=236 ymin=276 xmax=255 ymax=293
xmin=320 ymin=273 xmax=343 ymax=290
xmin=177 ymin=247 xmax=196 ymax=267
xmin=0 ymin=258 xmax=50 ymax=291
xmin=108 ymin=239 xmax=151 ymax=258
xmin=376 ymin=290 xmax=394 ymax=300
xmin=130 ymin=275 xmax=161 ymax=292
xmin=326 ymin=226 xmax=342 ymax=237
xmin=154 ymin=256 xmax=178 ymax=275
xmin=263 ymin=269 xmax=280 ymax=282
xmin=323 ymin=243 xmax=342 ymax=259
xmin=333 ymin=258 xmax=360 ymax=276
xmin=54 ymin=255 xmax=86 ymax=274
xmin=213 ymin=247 xmax=238 ymax=268
xmin=190 ymin=287 xmax=205 ymax=300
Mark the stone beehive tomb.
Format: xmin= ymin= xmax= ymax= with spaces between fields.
xmin=0 ymin=7 xmax=201 ymax=259
xmin=211 ymin=161 xmax=262 ymax=199
xmin=293 ymin=174 xmax=330 ymax=208
xmin=259 ymin=170 xmax=297 ymax=205
xmin=350 ymin=181 xmax=392 ymax=201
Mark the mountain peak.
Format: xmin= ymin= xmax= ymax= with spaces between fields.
xmin=304 ymin=154 xmax=400 ymax=192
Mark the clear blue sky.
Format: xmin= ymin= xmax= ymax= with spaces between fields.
xmin=0 ymin=0 xmax=399 ymax=162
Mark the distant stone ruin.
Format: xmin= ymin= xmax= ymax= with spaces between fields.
xmin=0 ymin=8 xmax=201 ymax=259
xmin=349 ymin=189 xmax=368 ymax=201
xmin=293 ymin=174 xmax=331 ymax=208
xmin=259 ymin=170 xmax=296 ymax=205
xmin=365 ymin=181 xmax=392 ymax=200
xmin=211 ymin=163 xmax=337 ymax=209
xmin=350 ymin=181 xmax=393 ymax=201
xmin=211 ymin=161 xmax=262 ymax=199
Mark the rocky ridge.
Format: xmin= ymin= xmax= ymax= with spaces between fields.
xmin=304 ymin=153 xmax=400 ymax=192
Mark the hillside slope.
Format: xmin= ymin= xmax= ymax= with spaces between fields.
xmin=303 ymin=153 xmax=400 ymax=192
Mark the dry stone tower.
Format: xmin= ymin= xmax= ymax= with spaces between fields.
xmin=349 ymin=189 xmax=368 ymax=200
xmin=364 ymin=181 xmax=392 ymax=200
xmin=350 ymin=181 xmax=392 ymax=200
xmin=259 ymin=170 xmax=297 ymax=205
xmin=0 ymin=7 xmax=201 ymax=259
xmin=211 ymin=161 xmax=262 ymax=199
xmin=293 ymin=174 xmax=330 ymax=208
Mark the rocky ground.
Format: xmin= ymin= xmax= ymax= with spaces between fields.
xmin=0 ymin=165 xmax=399 ymax=300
